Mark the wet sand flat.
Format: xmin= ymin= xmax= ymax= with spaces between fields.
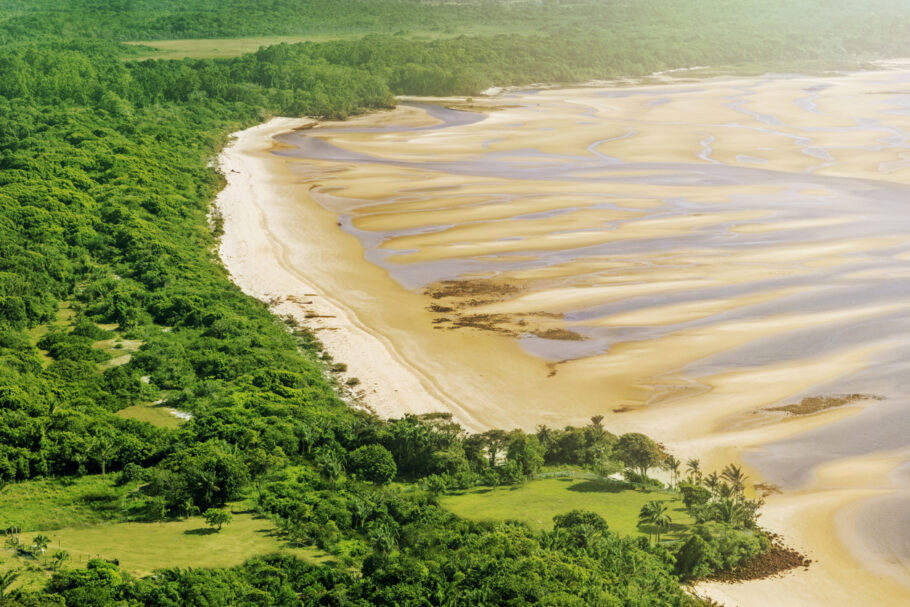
xmin=220 ymin=68 xmax=910 ymax=605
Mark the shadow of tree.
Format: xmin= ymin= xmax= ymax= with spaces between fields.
xmin=637 ymin=520 xmax=690 ymax=539
xmin=566 ymin=479 xmax=628 ymax=493
xmin=183 ymin=527 xmax=217 ymax=536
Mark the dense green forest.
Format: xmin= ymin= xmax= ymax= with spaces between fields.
xmin=0 ymin=0 xmax=908 ymax=604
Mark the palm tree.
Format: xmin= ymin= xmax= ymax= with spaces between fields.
xmin=317 ymin=449 xmax=345 ymax=490
xmin=721 ymin=464 xmax=748 ymax=498
xmin=181 ymin=498 xmax=200 ymax=519
xmin=32 ymin=534 xmax=50 ymax=553
xmin=686 ymin=458 xmax=702 ymax=483
xmin=704 ymin=471 xmax=720 ymax=496
xmin=32 ymin=534 xmax=50 ymax=566
xmin=714 ymin=498 xmax=744 ymax=526
xmin=0 ymin=570 xmax=20 ymax=598
xmin=197 ymin=469 xmax=221 ymax=506
xmin=638 ymin=500 xmax=672 ymax=544
xmin=663 ymin=455 xmax=680 ymax=488
xmin=51 ymin=550 xmax=70 ymax=571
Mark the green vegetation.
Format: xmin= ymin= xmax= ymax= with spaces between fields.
xmin=203 ymin=508 xmax=232 ymax=531
xmin=0 ymin=476 xmax=145 ymax=531
xmin=440 ymin=476 xmax=693 ymax=538
xmin=115 ymin=401 xmax=185 ymax=430
xmin=5 ymin=510 xmax=331 ymax=577
xmin=0 ymin=0 xmax=904 ymax=603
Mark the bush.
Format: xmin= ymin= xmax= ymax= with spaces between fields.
xmin=115 ymin=462 xmax=146 ymax=486
xmin=674 ymin=524 xmax=768 ymax=580
xmin=348 ymin=444 xmax=397 ymax=485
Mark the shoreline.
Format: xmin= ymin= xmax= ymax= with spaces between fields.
xmin=216 ymin=75 xmax=910 ymax=604
xmin=215 ymin=117 xmax=482 ymax=427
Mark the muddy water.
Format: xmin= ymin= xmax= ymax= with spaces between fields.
xmin=272 ymin=70 xmax=910 ymax=602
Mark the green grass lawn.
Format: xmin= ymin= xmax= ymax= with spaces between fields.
xmin=94 ymin=337 xmax=144 ymax=370
xmin=0 ymin=476 xmax=145 ymax=531
xmin=0 ymin=476 xmax=332 ymax=593
xmin=116 ymin=401 xmax=186 ymax=429
xmin=439 ymin=477 xmax=693 ymax=540
xmin=13 ymin=511 xmax=331 ymax=577
xmin=0 ymin=511 xmax=333 ymax=595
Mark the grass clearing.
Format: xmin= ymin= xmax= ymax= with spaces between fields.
xmin=10 ymin=510 xmax=331 ymax=578
xmin=24 ymin=301 xmax=146 ymax=370
xmin=94 ymin=337 xmax=144 ymax=370
xmin=26 ymin=301 xmax=76 ymax=366
xmin=439 ymin=477 xmax=693 ymax=539
xmin=0 ymin=476 xmax=144 ymax=531
xmin=116 ymin=401 xmax=186 ymax=429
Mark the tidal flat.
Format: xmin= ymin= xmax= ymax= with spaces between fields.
xmin=219 ymin=67 xmax=910 ymax=606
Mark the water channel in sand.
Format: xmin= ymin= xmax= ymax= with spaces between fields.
xmin=219 ymin=68 xmax=910 ymax=605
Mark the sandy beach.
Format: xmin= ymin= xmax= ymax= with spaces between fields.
xmin=217 ymin=68 xmax=910 ymax=605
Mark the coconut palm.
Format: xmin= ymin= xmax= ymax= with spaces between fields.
xmin=721 ymin=464 xmax=748 ymax=498
xmin=663 ymin=455 xmax=680 ymax=488
xmin=638 ymin=500 xmax=672 ymax=544
xmin=714 ymin=498 xmax=744 ymax=526
xmin=32 ymin=534 xmax=50 ymax=553
xmin=51 ymin=550 xmax=70 ymax=571
xmin=704 ymin=471 xmax=720 ymax=495
xmin=0 ymin=570 xmax=20 ymax=598
xmin=686 ymin=458 xmax=702 ymax=483
xmin=182 ymin=498 xmax=200 ymax=519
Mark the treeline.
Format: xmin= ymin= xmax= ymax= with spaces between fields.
xmin=4 ymin=0 xmax=910 ymax=70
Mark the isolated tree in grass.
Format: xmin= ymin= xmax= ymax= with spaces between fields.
xmin=614 ymin=433 xmax=661 ymax=482
xmin=638 ymin=500 xmax=671 ymax=544
xmin=348 ymin=444 xmax=397 ymax=485
xmin=32 ymin=534 xmax=50 ymax=554
xmin=553 ymin=510 xmax=610 ymax=551
xmin=51 ymin=549 xmax=70 ymax=571
xmin=203 ymin=508 xmax=232 ymax=531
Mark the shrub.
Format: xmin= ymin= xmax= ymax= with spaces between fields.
xmin=348 ymin=444 xmax=396 ymax=485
